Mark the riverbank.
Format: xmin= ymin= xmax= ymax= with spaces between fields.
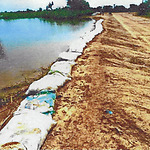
xmin=0 ymin=12 xmax=150 ymax=149
xmin=0 ymin=15 xmax=103 ymax=148
xmin=42 ymin=13 xmax=150 ymax=149
xmin=0 ymin=17 xmax=94 ymax=106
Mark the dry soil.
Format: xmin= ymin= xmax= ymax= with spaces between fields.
xmin=42 ymin=13 xmax=150 ymax=149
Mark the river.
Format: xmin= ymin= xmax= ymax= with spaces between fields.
xmin=0 ymin=18 xmax=94 ymax=89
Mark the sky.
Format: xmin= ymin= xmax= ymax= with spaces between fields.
xmin=0 ymin=0 xmax=142 ymax=12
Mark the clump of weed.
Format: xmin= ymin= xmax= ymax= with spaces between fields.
xmin=129 ymin=57 xmax=145 ymax=65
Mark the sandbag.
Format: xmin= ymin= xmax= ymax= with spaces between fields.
xmin=16 ymin=90 xmax=56 ymax=115
xmin=25 ymin=72 xmax=71 ymax=95
xmin=68 ymin=39 xmax=86 ymax=53
xmin=58 ymin=51 xmax=81 ymax=61
xmin=0 ymin=110 xmax=56 ymax=150
xmin=49 ymin=61 xmax=76 ymax=77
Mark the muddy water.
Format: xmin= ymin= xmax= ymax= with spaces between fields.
xmin=0 ymin=18 xmax=93 ymax=89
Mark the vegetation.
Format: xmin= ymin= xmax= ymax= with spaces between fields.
xmin=0 ymin=0 xmax=93 ymax=20
xmin=144 ymin=12 xmax=150 ymax=17
xmin=0 ymin=0 xmax=150 ymax=20
xmin=46 ymin=1 xmax=54 ymax=10
xmin=67 ymin=0 xmax=90 ymax=10
xmin=138 ymin=0 xmax=150 ymax=16
xmin=42 ymin=17 xmax=91 ymax=26
xmin=0 ymin=8 xmax=93 ymax=20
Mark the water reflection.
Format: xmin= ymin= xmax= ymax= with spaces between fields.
xmin=41 ymin=18 xmax=91 ymax=25
xmin=0 ymin=42 xmax=6 ymax=59
xmin=0 ymin=18 xmax=92 ymax=51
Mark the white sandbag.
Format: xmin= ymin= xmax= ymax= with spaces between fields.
xmin=82 ymin=20 xmax=103 ymax=43
xmin=92 ymin=12 xmax=101 ymax=16
xmin=82 ymin=31 xmax=95 ymax=43
xmin=67 ymin=19 xmax=103 ymax=54
xmin=68 ymin=39 xmax=86 ymax=53
xmin=0 ymin=110 xmax=56 ymax=150
xmin=95 ymin=19 xmax=103 ymax=34
xmin=58 ymin=51 xmax=81 ymax=61
xmin=50 ymin=61 xmax=76 ymax=76
xmin=15 ymin=99 xmax=51 ymax=115
xmin=16 ymin=91 xmax=56 ymax=115
xmin=78 ymin=19 xmax=95 ymax=38
xmin=25 ymin=72 xmax=71 ymax=95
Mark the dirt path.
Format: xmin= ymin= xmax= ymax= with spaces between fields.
xmin=42 ymin=13 xmax=150 ymax=149
xmin=113 ymin=13 xmax=150 ymax=51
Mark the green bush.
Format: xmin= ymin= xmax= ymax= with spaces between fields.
xmin=0 ymin=9 xmax=94 ymax=20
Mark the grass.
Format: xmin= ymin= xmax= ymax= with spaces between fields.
xmin=0 ymin=8 xmax=94 ymax=20
xmin=144 ymin=12 xmax=150 ymax=17
xmin=137 ymin=11 xmax=150 ymax=18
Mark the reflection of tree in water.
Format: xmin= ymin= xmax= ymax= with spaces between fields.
xmin=41 ymin=18 xmax=91 ymax=26
xmin=0 ymin=42 xmax=6 ymax=59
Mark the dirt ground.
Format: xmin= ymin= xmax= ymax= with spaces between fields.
xmin=42 ymin=13 xmax=150 ymax=149
xmin=0 ymin=13 xmax=150 ymax=149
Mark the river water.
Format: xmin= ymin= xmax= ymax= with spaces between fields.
xmin=0 ymin=18 xmax=94 ymax=89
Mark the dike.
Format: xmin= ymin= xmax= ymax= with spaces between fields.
xmin=0 ymin=16 xmax=103 ymax=150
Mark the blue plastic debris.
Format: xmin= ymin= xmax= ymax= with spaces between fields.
xmin=105 ymin=109 xmax=113 ymax=115
xmin=24 ymin=90 xmax=57 ymax=114
xmin=37 ymin=91 xmax=56 ymax=107
xmin=37 ymin=96 xmax=54 ymax=107
xmin=26 ymin=96 xmax=37 ymax=101
xmin=25 ymin=90 xmax=56 ymax=107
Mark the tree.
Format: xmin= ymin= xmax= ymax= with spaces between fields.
xmin=113 ymin=5 xmax=127 ymax=12
xmin=26 ymin=9 xmax=30 ymax=12
xmin=138 ymin=0 xmax=150 ymax=15
xmin=38 ymin=8 xmax=42 ymax=12
xmin=129 ymin=4 xmax=139 ymax=12
xmin=67 ymin=0 xmax=90 ymax=10
xmin=46 ymin=1 xmax=54 ymax=10
xmin=96 ymin=6 xmax=102 ymax=12
xmin=103 ymin=5 xmax=113 ymax=13
xmin=26 ymin=8 xmax=33 ymax=12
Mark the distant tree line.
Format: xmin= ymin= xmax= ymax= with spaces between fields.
xmin=93 ymin=0 xmax=150 ymax=16
xmin=138 ymin=0 xmax=150 ymax=15
xmin=1 ymin=0 xmax=150 ymax=19
xmin=4 ymin=0 xmax=149 ymax=15
xmin=67 ymin=0 xmax=90 ymax=10
xmin=44 ymin=0 xmax=150 ymax=15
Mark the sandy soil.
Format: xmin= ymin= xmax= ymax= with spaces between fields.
xmin=0 ymin=13 xmax=150 ymax=149
xmin=42 ymin=13 xmax=150 ymax=149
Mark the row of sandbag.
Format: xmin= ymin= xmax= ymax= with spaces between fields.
xmin=0 ymin=19 xmax=103 ymax=150
xmin=25 ymin=19 xmax=103 ymax=94
xmin=0 ymin=60 xmax=77 ymax=149
xmin=0 ymin=52 xmax=79 ymax=150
